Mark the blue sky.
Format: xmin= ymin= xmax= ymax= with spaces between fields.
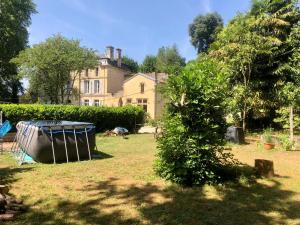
xmin=29 ymin=0 xmax=251 ymax=63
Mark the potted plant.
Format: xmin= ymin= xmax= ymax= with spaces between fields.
xmin=263 ymin=129 xmax=275 ymax=150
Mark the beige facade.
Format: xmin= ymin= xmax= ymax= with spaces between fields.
xmin=123 ymin=73 xmax=167 ymax=119
xmin=71 ymin=46 xmax=167 ymax=119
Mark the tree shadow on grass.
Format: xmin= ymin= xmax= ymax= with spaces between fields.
xmin=0 ymin=166 xmax=33 ymax=187
xmin=9 ymin=175 xmax=300 ymax=225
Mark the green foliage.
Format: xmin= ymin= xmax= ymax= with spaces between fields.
xmin=0 ymin=0 xmax=36 ymax=102
xmin=189 ymin=12 xmax=223 ymax=54
xmin=156 ymin=45 xmax=186 ymax=75
xmin=122 ymin=56 xmax=139 ymax=73
xmin=0 ymin=104 xmax=145 ymax=132
xmin=11 ymin=34 xmax=98 ymax=104
xmin=262 ymin=128 xmax=274 ymax=144
xmin=210 ymin=0 xmax=300 ymax=130
xmin=139 ymin=55 xmax=157 ymax=73
xmin=155 ymin=57 xmax=237 ymax=186
xmin=274 ymin=107 xmax=300 ymax=129
xmin=278 ymin=134 xmax=294 ymax=151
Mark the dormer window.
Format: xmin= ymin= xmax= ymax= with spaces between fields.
xmin=140 ymin=83 xmax=145 ymax=94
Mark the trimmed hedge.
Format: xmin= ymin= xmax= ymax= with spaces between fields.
xmin=0 ymin=104 xmax=145 ymax=132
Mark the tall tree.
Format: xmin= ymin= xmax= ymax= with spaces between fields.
xmin=189 ymin=12 xmax=223 ymax=54
xmin=210 ymin=0 xmax=300 ymax=131
xmin=122 ymin=56 xmax=139 ymax=73
xmin=11 ymin=34 xmax=98 ymax=104
xmin=0 ymin=0 xmax=36 ymax=103
xmin=155 ymin=56 xmax=235 ymax=186
xmin=275 ymin=22 xmax=300 ymax=142
xmin=139 ymin=55 xmax=157 ymax=73
xmin=156 ymin=45 xmax=185 ymax=75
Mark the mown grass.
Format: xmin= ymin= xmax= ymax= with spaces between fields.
xmin=0 ymin=134 xmax=300 ymax=225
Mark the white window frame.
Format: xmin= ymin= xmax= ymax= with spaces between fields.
xmin=84 ymin=80 xmax=89 ymax=94
xmin=84 ymin=99 xmax=89 ymax=106
xmin=137 ymin=98 xmax=148 ymax=112
xmin=94 ymin=99 xmax=100 ymax=106
xmin=94 ymin=80 xmax=100 ymax=94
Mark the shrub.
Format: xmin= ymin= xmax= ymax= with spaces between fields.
xmin=154 ymin=57 xmax=237 ymax=186
xmin=278 ymin=135 xmax=294 ymax=151
xmin=0 ymin=104 xmax=145 ymax=132
xmin=262 ymin=128 xmax=275 ymax=144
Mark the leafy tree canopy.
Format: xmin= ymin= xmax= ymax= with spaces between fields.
xmin=156 ymin=45 xmax=186 ymax=75
xmin=11 ymin=34 xmax=98 ymax=104
xmin=0 ymin=0 xmax=36 ymax=102
xmin=155 ymin=56 xmax=236 ymax=186
xmin=189 ymin=12 xmax=223 ymax=54
xmin=139 ymin=55 xmax=157 ymax=73
xmin=122 ymin=56 xmax=139 ymax=73
xmin=210 ymin=0 xmax=300 ymax=130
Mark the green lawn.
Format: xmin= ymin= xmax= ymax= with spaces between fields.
xmin=1 ymin=134 xmax=300 ymax=225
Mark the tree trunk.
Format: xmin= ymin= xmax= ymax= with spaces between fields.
xmin=290 ymin=106 xmax=294 ymax=142
xmin=242 ymin=103 xmax=247 ymax=132
xmin=61 ymin=87 xmax=64 ymax=104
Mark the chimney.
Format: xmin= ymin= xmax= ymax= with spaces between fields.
xmin=106 ymin=46 xmax=114 ymax=60
xmin=116 ymin=48 xmax=122 ymax=67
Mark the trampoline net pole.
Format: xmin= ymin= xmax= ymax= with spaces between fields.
xmin=62 ymin=128 xmax=69 ymax=163
xmin=11 ymin=131 xmax=19 ymax=154
xmin=73 ymin=128 xmax=80 ymax=161
xmin=50 ymin=128 xmax=56 ymax=164
xmin=15 ymin=124 xmax=26 ymax=156
xmin=85 ymin=127 xmax=91 ymax=160
xmin=23 ymin=125 xmax=34 ymax=152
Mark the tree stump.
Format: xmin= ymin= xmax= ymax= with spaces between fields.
xmin=255 ymin=159 xmax=274 ymax=178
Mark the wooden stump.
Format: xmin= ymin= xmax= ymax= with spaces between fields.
xmin=255 ymin=159 xmax=274 ymax=178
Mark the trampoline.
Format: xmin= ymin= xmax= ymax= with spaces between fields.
xmin=11 ymin=121 xmax=96 ymax=164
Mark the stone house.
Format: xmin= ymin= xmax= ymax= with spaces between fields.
xmin=71 ymin=46 xmax=167 ymax=119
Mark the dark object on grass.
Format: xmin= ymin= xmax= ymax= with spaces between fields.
xmin=225 ymin=126 xmax=245 ymax=144
xmin=255 ymin=159 xmax=274 ymax=178
xmin=0 ymin=185 xmax=26 ymax=221
xmin=14 ymin=121 xmax=95 ymax=164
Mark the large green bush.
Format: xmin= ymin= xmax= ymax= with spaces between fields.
xmin=155 ymin=57 xmax=236 ymax=186
xmin=0 ymin=104 xmax=145 ymax=132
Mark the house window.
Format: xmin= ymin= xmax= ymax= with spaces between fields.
xmin=84 ymin=99 xmax=89 ymax=106
xmin=84 ymin=80 xmax=89 ymax=93
xmin=94 ymin=80 xmax=100 ymax=93
xmin=140 ymin=83 xmax=145 ymax=94
xmin=85 ymin=69 xmax=89 ymax=76
xmin=95 ymin=67 xmax=99 ymax=76
xmin=137 ymin=98 xmax=147 ymax=112
xmin=94 ymin=100 xmax=100 ymax=106
xmin=126 ymin=98 xmax=132 ymax=104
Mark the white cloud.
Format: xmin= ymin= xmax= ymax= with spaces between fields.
xmin=201 ymin=0 xmax=212 ymax=13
